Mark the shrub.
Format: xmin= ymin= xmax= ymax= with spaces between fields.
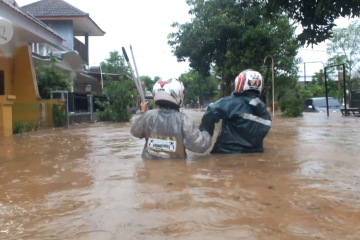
xmin=212 ymin=89 xmax=222 ymax=102
xmin=53 ymin=104 xmax=67 ymax=127
xmin=95 ymin=79 xmax=136 ymax=122
xmin=13 ymin=122 xmax=24 ymax=134
xmin=13 ymin=122 xmax=41 ymax=134
xmin=35 ymin=51 xmax=72 ymax=99
xmin=278 ymin=97 xmax=303 ymax=117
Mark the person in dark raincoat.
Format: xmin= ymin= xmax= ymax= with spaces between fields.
xmin=199 ymin=69 xmax=272 ymax=154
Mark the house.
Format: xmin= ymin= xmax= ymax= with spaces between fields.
xmin=0 ymin=0 xmax=70 ymax=136
xmin=0 ymin=0 xmax=107 ymax=136
xmin=20 ymin=0 xmax=106 ymax=95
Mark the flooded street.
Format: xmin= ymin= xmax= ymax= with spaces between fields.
xmin=1 ymin=110 xmax=360 ymax=240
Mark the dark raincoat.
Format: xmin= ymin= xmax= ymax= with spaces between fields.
xmin=199 ymin=90 xmax=272 ymax=154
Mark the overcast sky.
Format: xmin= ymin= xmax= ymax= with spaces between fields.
xmin=16 ymin=0 xmax=357 ymax=80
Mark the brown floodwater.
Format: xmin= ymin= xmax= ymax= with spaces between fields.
xmin=0 ymin=110 xmax=360 ymax=240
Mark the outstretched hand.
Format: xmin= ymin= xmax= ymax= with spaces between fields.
xmin=140 ymin=101 xmax=149 ymax=112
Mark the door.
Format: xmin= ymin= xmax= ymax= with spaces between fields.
xmin=0 ymin=70 xmax=4 ymax=95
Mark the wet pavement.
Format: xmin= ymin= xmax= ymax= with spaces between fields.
xmin=0 ymin=110 xmax=360 ymax=240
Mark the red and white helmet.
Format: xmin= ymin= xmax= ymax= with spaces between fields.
xmin=152 ymin=78 xmax=184 ymax=107
xmin=234 ymin=69 xmax=263 ymax=93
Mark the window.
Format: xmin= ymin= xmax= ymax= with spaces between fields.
xmin=0 ymin=70 xmax=4 ymax=95
xmin=312 ymin=98 xmax=341 ymax=108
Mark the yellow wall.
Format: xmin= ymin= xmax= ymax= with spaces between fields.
xmin=0 ymin=95 xmax=16 ymax=136
xmin=0 ymin=49 xmax=13 ymax=95
xmin=12 ymin=45 xmax=41 ymax=102
xmin=12 ymin=99 xmax=65 ymax=127
xmin=0 ymin=49 xmax=15 ymax=136
xmin=0 ymin=46 xmax=67 ymax=136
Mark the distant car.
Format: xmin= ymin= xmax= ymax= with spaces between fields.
xmin=349 ymin=89 xmax=360 ymax=109
xmin=303 ymin=97 xmax=344 ymax=113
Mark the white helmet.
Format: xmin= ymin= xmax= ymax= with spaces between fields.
xmin=234 ymin=69 xmax=263 ymax=93
xmin=152 ymin=78 xmax=184 ymax=107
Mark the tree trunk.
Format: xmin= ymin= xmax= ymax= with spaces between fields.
xmin=225 ymin=78 xmax=232 ymax=96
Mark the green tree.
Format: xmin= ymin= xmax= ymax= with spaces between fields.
xmin=327 ymin=21 xmax=360 ymax=94
xmin=297 ymin=70 xmax=340 ymax=102
xmin=325 ymin=56 xmax=350 ymax=102
xmin=100 ymin=50 xmax=130 ymax=75
xmin=96 ymin=50 xmax=140 ymax=121
xmin=179 ymin=71 xmax=218 ymax=106
xmin=311 ymin=69 xmax=325 ymax=86
xmin=35 ymin=52 xmax=72 ymax=99
xmin=168 ymin=0 xmax=301 ymax=99
xmin=96 ymin=79 xmax=136 ymax=122
xmin=264 ymin=0 xmax=360 ymax=46
xmin=140 ymin=76 xmax=155 ymax=92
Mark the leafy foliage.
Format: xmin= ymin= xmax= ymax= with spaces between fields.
xmin=100 ymin=50 xmax=130 ymax=75
xmin=13 ymin=122 xmax=40 ymax=134
xmin=35 ymin=52 xmax=72 ymax=99
xmin=278 ymin=68 xmax=343 ymax=117
xmin=326 ymin=21 xmax=360 ymax=94
xmin=178 ymin=71 xmax=218 ymax=105
xmin=264 ymin=0 xmax=360 ymax=46
xmin=296 ymin=82 xmax=341 ymax=102
xmin=168 ymin=0 xmax=301 ymax=98
xmin=96 ymin=80 xmax=136 ymax=122
xmin=140 ymin=76 xmax=160 ymax=92
xmin=278 ymin=98 xmax=303 ymax=117
xmin=212 ymin=89 xmax=222 ymax=102
xmin=303 ymin=69 xmax=344 ymax=103
xmin=53 ymin=104 xmax=67 ymax=127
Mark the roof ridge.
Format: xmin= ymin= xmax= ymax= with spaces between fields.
xmin=21 ymin=0 xmax=88 ymax=17
xmin=57 ymin=0 xmax=87 ymax=15
xmin=0 ymin=0 xmax=65 ymax=41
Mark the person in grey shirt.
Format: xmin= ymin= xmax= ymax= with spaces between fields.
xmin=131 ymin=78 xmax=212 ymax=159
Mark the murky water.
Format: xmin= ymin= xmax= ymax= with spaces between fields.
xmin=1 ymin=110 xmax=360 ymax=240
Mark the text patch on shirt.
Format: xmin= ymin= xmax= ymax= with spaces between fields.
xmin=147 ymin=138 xmax=177 ymax=153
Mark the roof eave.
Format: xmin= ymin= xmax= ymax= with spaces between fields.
xmin=0 ymin=1 xmax=65 ymax=47
xmin=37 ymin=15 xmax=106 ymax=36
xmin=87 ymin=15 xmax=106 ymax=35
xmin=36 ymin=15 xmax=87 ymax=18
